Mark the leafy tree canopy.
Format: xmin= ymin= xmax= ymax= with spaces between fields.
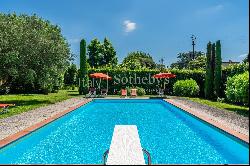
xmin=87 ymin=37 xmax=118 ymax=68
xmin=0 ymin=13 xmax=71 ymax=93
xmin=120 ymin=51 xmax=156 ymax=70
xmin=87 ymin=38 xmax=102 ymax=68
xmin=243 ymin=53 xmax=249 ymax=63
xmin=64 ymin=64 xmax=78 ymax=86
xmin=187 ymin=56 xmax=206 ymax=70
xmin=102 ymin=37 xmax=118 ymax=67
xmin=170 ymin=51 xmax=205 ymax=69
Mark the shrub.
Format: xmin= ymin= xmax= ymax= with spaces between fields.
xmin=225 ymin=71 xmax=249 ymax=105
xmin=222 ymin=62 xmax=249 ymax=77
xmin=173 ymin=79 xmax=200 ymax=97
xmin=51 ymin=85 xmax=59 ymax=93
xmin=136 ymin=87 xmax=146 ymax=96
xmin=62 ymin=85 xmax=72 ymax=90
xmin=0 ymin=86 xmax=10 ymax=95
xmin=217 ymin=97 xmax=225 ymax=103
xmin=221 ymin=62 xmax=249 ymax=97
xmin=126 ymin=87 xmax=131 ymax=96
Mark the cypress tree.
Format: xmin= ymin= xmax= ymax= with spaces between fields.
xmin=214 ymin=40 xmax=222 ymax=97
xmin=79 ymin=39 xmax=88 ymax=94
xmin=211 ymin=43 xmax=216 ymax=99
xmin=205 ymin=42 xmax=213 ymax=99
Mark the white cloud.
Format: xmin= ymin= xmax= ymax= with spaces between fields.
xmin=239 ymin=53 xmax=248 ymax=58
xmin=123 ymin=20 xmax=136 ymax=32
xmin=68 ymin=38 xmax=80 ymax=44
xmin=196 ymin=4 xmax=224 ymax=15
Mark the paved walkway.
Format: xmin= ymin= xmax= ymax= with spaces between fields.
xmin=0 ymin=97 xmax=88 ymax=140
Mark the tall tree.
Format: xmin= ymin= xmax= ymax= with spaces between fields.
xmin=79 ymin=39 xmax=88 ymax=94
xmin=187 ymin=56 xmax=207 ymax=70
xmin=0 ymin=13 xmax=70 ymax=93
xmin=87 ymin=38 xmax=103 ymax=68
xmin=211 ymin=43 xmax=216 ymax=98
xmin=214 ymin=40 xmax=222 ymax=97
xmin=64 ymin=64 xmax=78 ymax=86
xmin=120 ymin=51 xmax=156 ymax=69
xmin=205 ymin=42 xmax=214 ymax=99
xmin=170 ymin=51 xmax=205 ymax=69
xmin=243 ymin=53 xmax=249 ymax=63
xmin=102 ymin=37 xmax=118 ymax=67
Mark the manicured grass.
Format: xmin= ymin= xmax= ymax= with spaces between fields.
xmin=184 ymin=97 xmax=249 ymax=117
xmin=0 ymin=90 xmax=80 ymax=119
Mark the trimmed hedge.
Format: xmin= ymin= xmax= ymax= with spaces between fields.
xmin=88 ymin=68 xmax=205 ymax=96
xmin=222 ymin=62 xmax=249 ymax=77
xmin=85 ymin=63 xmax=248 ymax=97
xmin=225 ymin=71 xmax=249 ymax=105
xmin=173 ymin=79 xmax=200 ymax=97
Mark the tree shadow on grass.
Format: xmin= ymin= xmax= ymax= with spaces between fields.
xmin=68 ymin=93 xmax=81 ymax=96
xmin=149 ymin=96 xmax=167 ymax=99
xmin=0 ymin=99 xmax=53 ymax=106
xmin=67 ymin=90 xmax=78 ymax=92
xmin=224 ymin=107 xmax=249 ymax=117
xmin=0 ymin=99 xmax=54 ymax=118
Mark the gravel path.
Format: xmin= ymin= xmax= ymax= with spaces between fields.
xmin=168 ymin=97 xmax=249 ymax=136
xmin=0 ymin=97 xmax=87 ymax=140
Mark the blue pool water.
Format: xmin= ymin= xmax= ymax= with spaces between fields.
xmin=0 ymin=99 xmax=249 ymax=164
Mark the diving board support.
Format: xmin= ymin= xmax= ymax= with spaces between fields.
xmin=106 ymin=125 xmax=146 ymax=165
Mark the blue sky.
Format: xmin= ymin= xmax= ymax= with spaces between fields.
xmin=0 ymin=0 xmax=249 ymax=66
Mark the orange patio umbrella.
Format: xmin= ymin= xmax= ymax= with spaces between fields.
xmin=89 ymin=73 xmax=112 ymax=90
xmin=89 ymin=73 xmax=112 ymax=80
xmin=152 ymin=72 xmax=176 ymax=96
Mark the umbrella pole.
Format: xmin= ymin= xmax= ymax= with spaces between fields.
xmin=107 ymin=72 xmax=108 ymax=93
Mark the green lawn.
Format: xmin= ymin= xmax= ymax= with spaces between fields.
xmin=0 ymin=90 xmax=80 ymax=119
xmin=184 ymin=97 xmax=249 ymax=117
xmin=1 ymin=92 xmax=248 ymax=119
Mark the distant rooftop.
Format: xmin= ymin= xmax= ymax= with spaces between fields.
xmin=222 ymin=60 xmax=240 ymax=67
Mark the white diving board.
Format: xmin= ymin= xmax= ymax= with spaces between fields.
xmin=106 ymin=125 xmax=145 ymax=165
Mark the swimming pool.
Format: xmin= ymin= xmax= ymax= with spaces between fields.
xmin=0 ymin=99 xmax=249 ymax=164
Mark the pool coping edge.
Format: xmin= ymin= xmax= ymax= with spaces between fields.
xmin=0 ymin=98 xmax=93 ymax=148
